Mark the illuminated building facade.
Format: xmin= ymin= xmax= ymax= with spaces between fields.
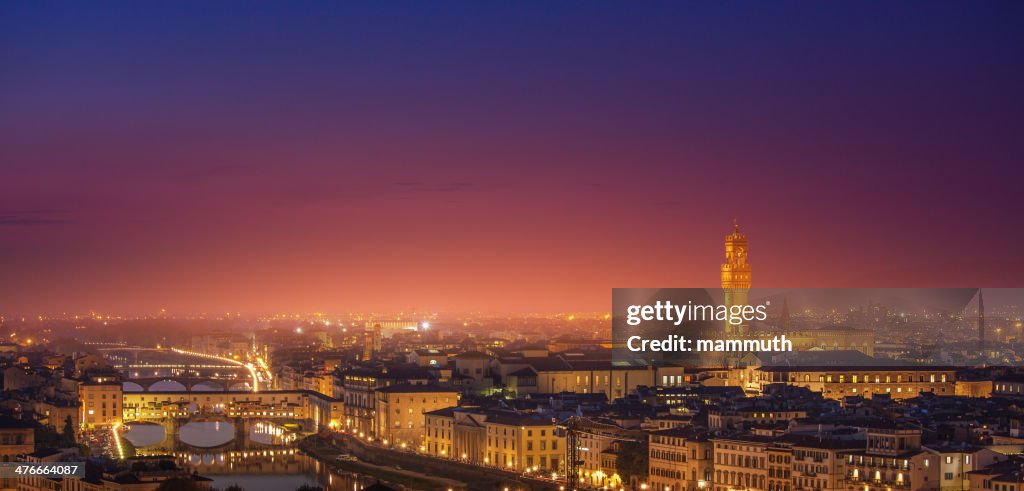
xmin=374 ymin=384 xmax=459 ymax=450
xmin=422 ymin=408 xmax=562 ymax=473
xmin=362 ymin=323 xmax=383 ymax=361
xmin=496 ymin=356 xmax=653 ymax=398
xmin=992 ymin=376 xmax=1024 ymax=398
xmin=754 ymin=366 xmax=957 ymax=400
xmin=784 ymin=327 xmax=875 ymax=356
xmin=573 ymin=417 xmax=646 ymax=488
xmin=485 ymin=413 xmax=562 ymax=473
xmin=766 ymin=445 xmax=792 ymax=491
xmin=338 ymin=365 xmax=433 ymax=438
xmin=121 ymin=390 xmax=339 ymax=430
xmin=842 ymin=427 xmax=936 ymax=491
xmin=423 ymin=407 xmax=457 ymax=458
xmin=789 ymin=439 xmax=854 ymax=491
xmin=649 ymin=428 xmax=713 ymax=491
xmin=79 ymin=381 xmax=123 ymax=428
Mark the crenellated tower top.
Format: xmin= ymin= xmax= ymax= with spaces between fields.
xmin=722 ymin=218 xmax=750 ymax=278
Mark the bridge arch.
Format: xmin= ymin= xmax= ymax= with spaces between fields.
xmin=191 ymin=381 xmax=226 ymax=392
xmin=178 ymin=420 xmax=236 ymax=448
xmin=147 ymin=379 xmax=188 ymax=392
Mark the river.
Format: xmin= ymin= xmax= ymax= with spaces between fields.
xmin=123 ymin=421 xmax=376 ymax=491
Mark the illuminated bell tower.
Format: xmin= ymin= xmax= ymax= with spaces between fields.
xmin=721 ymin=219 xmax=751 ymax=336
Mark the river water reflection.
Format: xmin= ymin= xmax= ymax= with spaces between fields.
xmin=125 ymin=422 xmax=375 ymax=491
xmin=172 ymin=449 xmax=371 ymax=491
xmin=179 ymin=421 xmax=236 ymax=447
xmin=123 ymin=422 xmax=165 ymax=447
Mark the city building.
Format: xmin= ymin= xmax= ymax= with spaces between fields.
xmin=754 ymin=366 xmax=957 ymax=400
xmin=649 ymin=427 xmax=713 ymax=491
xmin=337 ymin=364 xmax=433 ymax=438
xmin=409 ymin=349 xmax=448 ymax=368
xmin=842 ymin=425 xmax=936 ymax=491
xmin=0 ymin=416 xmax=34 ymax=463
xmin=454 ymin=351 xmax=493 ymax=386
xmin=374 ymin=384 xmax=459 ymax=449
xmin=496 ymin=354 xmax=653 ymax=398
xmin=923 ymin=444 xmax=1002 ymax=491
xmin=79 ymin=381 xmax=123 ymax=428
xmin=711 ymin=435 xmax=774 ymax=491
xmin=422 ymin=408 xmax=562 ymax=473
xmin=784 ymin=327 xmax=876 ymax=357
xmin=786 ymin=436 xmax=861 ymax=491
xmin=572 ymin=417 xmax=646 ymax=489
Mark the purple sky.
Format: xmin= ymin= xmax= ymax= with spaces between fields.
xmin=2 ymin=2 xmax=1023 ymax=315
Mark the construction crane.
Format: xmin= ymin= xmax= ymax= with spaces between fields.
xmin=562 ymin=416 xmax=585 ymax=491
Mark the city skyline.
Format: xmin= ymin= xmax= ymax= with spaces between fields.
xmin=5 ymin=4 xmax=1024 ymax=491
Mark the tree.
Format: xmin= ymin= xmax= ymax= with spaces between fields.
xmin=224 ymin=485 xmax=245 ymax=491
xmin=62 ymin=415 xmax=76 ymax=445
xmin=33 ymin=418 xmax=76 ymax=451
xmin=34 ymin=425 xmax=64 ymax=451
xmin=615 ymin=440 xmax=649 ymax=485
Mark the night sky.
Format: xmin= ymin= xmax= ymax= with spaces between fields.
xmin=2 ymin=2 xmax=1023 ymax=315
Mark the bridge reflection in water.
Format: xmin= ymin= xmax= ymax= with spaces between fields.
xmin=175 ymin=450 xmax=373 ymax=491
xmin=127 ymin=427 xmax=374 ymax=491
xmin=250 ymin=421 xmax=297 ymax=445
xmin=123 ymin=419 xmax=296 ymax=453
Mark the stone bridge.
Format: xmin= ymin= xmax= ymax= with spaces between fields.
xmin=122 ymin=417 xmax=301 ymax=453
xmin=123 ymin=377 xmax=252 ymax=392
xmin=122 ymin=389 xmax=340 ymax=434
